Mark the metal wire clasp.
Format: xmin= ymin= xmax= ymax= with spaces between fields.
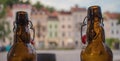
xmin=29 ymin=21 xmax=35 ymax=42
xmin=81 ymin=16 xmax=87 ymax=44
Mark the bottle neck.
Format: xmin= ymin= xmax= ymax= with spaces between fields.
xmin=87 ymin=17 xmax=104 ymax=43
xmin=14 ymin=24 xmax=30 ymax=43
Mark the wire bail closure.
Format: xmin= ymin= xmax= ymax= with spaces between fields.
xmin=13 ymin=20 xmax=35 ymax=42
xmin=81 ymin=16 xmax=87 ymax=44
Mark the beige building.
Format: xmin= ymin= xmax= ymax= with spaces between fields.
xmin=103 ymin=14 xmax=111 ymax=38
xmin=31 ymin=8 xmax=48 ymax=49
xmin=55 ymin=5 xmax=87 ymax=48
xmin=58 ymin=11 xmax=75 ymax=48
xmin=71 ymin=5 xmax=87 ymax=48
xmin=104 ymin=12 xmax=120 ymax=40
xmin=46 ymin=16 xmax=60 ymax=48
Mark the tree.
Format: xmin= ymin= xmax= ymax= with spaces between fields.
xmin=33 ymin=1 xmax=55 ymax=12
xmin=19 ymin=0 xmax=31 ymax=4
xmin=106 ymin=38 xmax=120 ymax=49
xmin=0 ymin=6 xmax=6 ymax=18
xmin=117 ymin=15 xmax=120 ymax=24
xmin=0 ymin=0 xmax=6 ymax=4
xmin=33 ymin=1 xmax=43 ymax=10
xmin=4 ymin=0 xmax=20 ymax=7
xmin=0 ymin=19 xmax=11 ymax=39
xmin=0 ymin=0 xmax=11 ymax=42
xmin=24 ymin=0 xmax=31 ymax=4
xmin=0 ymin=0 xmax=30 ymax=8
xmin=118 ymin=19 xmax=120 ymax=24
xmin=46 ymin=6 xmax=55 ymax=12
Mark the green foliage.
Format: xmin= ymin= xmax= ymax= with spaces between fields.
xmin=19 ymin=0 xmax=31 ymax=4
xmin=33 ymin=1 xmax=55 ymax=12
xmin=0 ymin=0 xmax=12 ymax=39
xmin=0 ymin=0 xmax=21 ymax=18
xmin=106 ymin=38 xmax=120 ymax=49
xmin=3 ymin=0 xmax=20 ymax=7
xmin=46 ymin=6 xmax=55 ymax=13
xmin=1 ymin=0 xmax=55 ymax=13
xmin=0 ymin=0 xmax=6 ymax=4
xmin=117 ymin=18 xmax=120 ymax=24
xmin=0 ymin=0 xmax=30 ymax=8
xmin=0 ymin=19 xmax=11 ymax=39
xmin=33 ymin=1 xmax=43 ymax=10
xmin=117 ymin=14 xmax=120 ymax=24
xmin=0 ymin=8 xmax=6 ymax=18
xmin=24 ymin=0 xmax=30 ymax=4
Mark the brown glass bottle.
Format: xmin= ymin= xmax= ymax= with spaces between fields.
xmin=7 ymin=11 xmax=36 ymax=61
xmin=80 ymin=6 xmax=113 ymax=61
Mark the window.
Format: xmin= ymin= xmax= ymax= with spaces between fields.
xmin=116 ymin=30 xmax=119 ymax=34
xmin=55 ymin=24 xmax=58 ymax=28
xmin=62 ymin=25 xmax=65 ymax=28
xmin=80 ymin=15 xmax=82 ymax=18
xmin=37 ymin=32 xmax=40 ymax=38
xmin=68 ymin=17 xmax=71 ymax=20
xmin=62 ymin=17 xmax=65 ymax=20
xmin=74 ymin=15 xmax=78 ymax=21
xmin=68 ymin=32 xmax=71 ymax=37
xmin=111 ymin=30 xmax=114 ymax=34
xmin=55 ymin=32 xmax=58 ymax=37
xmin=62 ymin=32 xmax=65 ymax=37
xmin=68 ymin=25 xmax=71 ymax=29
xmin=62 ymin=41 xmax=64 ymax=46
xmin=49 ymin=24 xmax=52 ymax=28
xmin=49 ymin=32 xmax=52 ymax=37
xmin=37 ymin=23 xmax=40 ymax=38
xmin=75 ymin=41 xmax=78 ymax=46
xmin=111 ymin=22 xmax=114 ymax=26
xmin=43 ymin=27 xmax=46 ymax=31
xmin=34 ymin=11 xmax=37 ymax=15
xmin=39 ymin=41 xmax=44 ymax=48
xmin=42 ymin=35 xmax=45 ymax=38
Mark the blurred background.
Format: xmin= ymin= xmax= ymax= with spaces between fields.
xmin=0 ymin=0 xmax=120 ymax=61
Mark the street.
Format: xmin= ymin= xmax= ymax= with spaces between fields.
xmin=0 ymin=50 xmax=120 ymax=61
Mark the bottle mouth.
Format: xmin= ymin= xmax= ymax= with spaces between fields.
xmin=87 ymin=5 xmax=102 ymax=19
xmin=16 ymin=11 xmax=29 ymax=25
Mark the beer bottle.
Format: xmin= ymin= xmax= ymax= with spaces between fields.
xmin=80 ymin=6 xmax=113 ymax=61
xmin=7 ymin=11 xmax=36 ymax=61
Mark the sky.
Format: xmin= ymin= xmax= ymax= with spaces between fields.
xmin=30 ymin=0 xmax=120 ymax=13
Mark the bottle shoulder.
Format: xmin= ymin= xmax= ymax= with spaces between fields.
xmin=8 ymin=42 xmax=36 ymax=55
xmin=81 ymin=42 xmax=112 ymax=56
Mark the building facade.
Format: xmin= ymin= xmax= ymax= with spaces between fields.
xmin=31 ymin=8 xmax=48 ymax=49
xmin=104 ymin=12 xmax=120 ymax=40
xmin=46 ymin=16 xmax=59 ymax=48
xmin=109 ymin=20 xmax=120 ymax=39
xmin=58 ymin=11 xmax=75 ymax=48
xmin=71 ymin=5 xmax=87 ymax=48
